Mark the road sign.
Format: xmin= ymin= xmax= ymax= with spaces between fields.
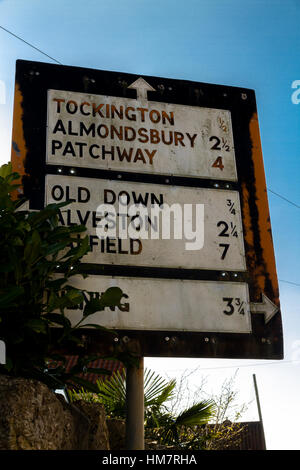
xmin=11 ymin=59 xmax=283 ymax=359
xmin=45 ymin=174 xmax=246 ymax=271
xmin=63 ymin=275 xmax=252 ymax=334
xmin=46 ymin=88 xmax=237 ymax=181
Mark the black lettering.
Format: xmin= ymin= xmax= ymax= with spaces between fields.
xmin=68 ymin=121 xmax=78 ymax=136
xmin=66 ymin=100 xmax=78 ymax=114
xmin=89 ymin=235 xmax=98 ymax=251
xmin=62 ymin=141 xmax=76 ymax=157
xmin=118 ymin=238 xmax=128 ymax=254
xmin=106 ymin=237 xmax=117 ymax=253
xmin=104 ymin=190 xmax=116 ymax=204
xmin=186 ymin=133 xmax=197 ymax=148
xmin=51 ymin=140 xmax=63 ymax=155
xmin=80 ymin=102 xmax=91 ymax=116
xmin=78 ymin=187 xmax=90 ymax=203
xmin=89 ymin=144 xmax=100 ymax=158
xmin=53 ymin=98 xmax=65 ymax=113
xmin=65 ymin=186 xmax=75 ymax=202
xmin=77 ymin=210 xmax=90 ymax=225
xmin=51 ymin=185 xmax=64 ymax=201
xmin=57 ymin=210 xmax=65 ymax=225
xmin=92 ymin=211 xmax=102 ymax=228
xmin=101 ymin=145 xmax=115 ymax=160
xmin=210 ymin=136 xmax=221 ymax=150
xmin=161 ymin=130 xmax=173 ymax=145
xmin=53 ymin=119 xmax=66 ymax=135
xmin=75 ymin=142 xmax=87 ymax=157
xmin=132 ymin=192 xmax=149 ymax=206
xmin=151 ymin=193 xmax=164 ymax=206
xmin=174 ymin=132 xmax=185 ymax=146
xmin=97 ymin=124 xmax=109 ymax=138
xmin=80 ymin=122 xmax=95 ymax=137
xmin=66 ymin=209 xmax=76 ymax=226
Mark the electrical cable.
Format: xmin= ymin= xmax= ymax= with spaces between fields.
xmin=148 ymin=359 xmax=299 ymax=373
xmin=0 ymin=25 xmax=62 ymax=65
xmin=195 ymin=359 xmax=297 ymax=371
xmin=267 ymin=187 xmax=300 ymax=209
xmin=278 ymin=279 xmax=300 ymax=287
xmin=1 ymin=26 xmax=300 ymax=289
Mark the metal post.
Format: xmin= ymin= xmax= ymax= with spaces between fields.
xmin=253 ymin=374 xmax=267 ymax=450
xmin=125 ymin=357 xmax=144 ymax=450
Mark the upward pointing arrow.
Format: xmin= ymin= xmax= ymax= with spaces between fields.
xmin=250 ymin=293 xmax=279 ymax=324
xmin=128 ymin=77 xmax=156 ymax=100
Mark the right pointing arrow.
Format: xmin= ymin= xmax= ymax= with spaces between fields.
xmin=250 ymin=293 xmax=279 ymax=324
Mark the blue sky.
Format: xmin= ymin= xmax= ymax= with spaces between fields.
xmin=0 ymin=0 xmax=300 ymax=450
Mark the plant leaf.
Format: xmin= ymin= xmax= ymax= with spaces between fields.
xmin=0 ymin=286 xmax=25 ymax=308
xmin=25 ymin=318 xmax=48 ymax=334
xmin=175 ymin=400 xmax=216 ymax=426
xmin=69 ymin=376 xmax=99 ymax=393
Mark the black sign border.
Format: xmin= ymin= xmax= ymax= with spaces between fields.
xmin=12 ymin=59 xmax=283 ymax=360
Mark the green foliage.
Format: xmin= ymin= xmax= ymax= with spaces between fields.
xmin=94 ymin=368 xmax=176 ymax=419
xmin=69 ymin=368 xmax=175 ymax=418
xmin=0 ymin=163 xmax=127 ymax=390
xmin=68 ymin=387 xmax=102 ymax=404
xmin=95 ymin=369 xmax=127 ymax=417
xmin=69 ymin=366 xmax=248 ymax=450
xmin=69 ymin=367 xmax=215 ymax=449
xmin=145 ymin=398 xmax=215 ymax=448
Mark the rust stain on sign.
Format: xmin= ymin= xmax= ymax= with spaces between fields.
xmin=9 ymin=60 xmax=283 ymax=359
xmin=243 ymin=112 xmax=279 ymax=307
xmin=11 ymin=83 xmax=27 ymax=197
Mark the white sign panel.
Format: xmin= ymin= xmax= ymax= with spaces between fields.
xmin=45 ymin=174 xmax=246 ymax=271
xmin=46 ymin=89 xmax=237 ymax=181
xmin=64 ymin=276 xmax=252 ymax=333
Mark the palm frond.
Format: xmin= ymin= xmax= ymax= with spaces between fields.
xmin=175 ymin=399 xmax=216 ymax=426
xmin=95 ymin=368 xmax=176 ymax=417
xmin=144 ymin=369 xmax=176 ymax=406
xmin=96 ymin=369 xmax=126 ymax=416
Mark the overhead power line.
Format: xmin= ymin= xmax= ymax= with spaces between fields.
xmin=155 ymin=359 xmax=299 ymax=373
xmin=0 ymin=25 xmax=62 ymax=65
xmin=197 ymin=359 xmax=297 ymax=371
xmin=267 ymin=187 xmax=300 ymax=209
xmin=1 ymin=25 xmax=300 ymax=284
xmin=279 ymin=279 xmax=300 ymax=287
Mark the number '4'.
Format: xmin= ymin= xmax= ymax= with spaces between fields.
xmin=212 ymin=156 xmax=224 ymax=171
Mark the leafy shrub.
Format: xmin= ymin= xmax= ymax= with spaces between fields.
xmin=69 ymin=368 xmax=215 ymax=448
xmin=0 ymin=163 xmax=126 ymax=390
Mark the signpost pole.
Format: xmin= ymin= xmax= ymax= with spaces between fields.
xmin=125 ymin=356 xmax=145 ymax=450
xmin=253 ymin=374 xmax=267 ymax=450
